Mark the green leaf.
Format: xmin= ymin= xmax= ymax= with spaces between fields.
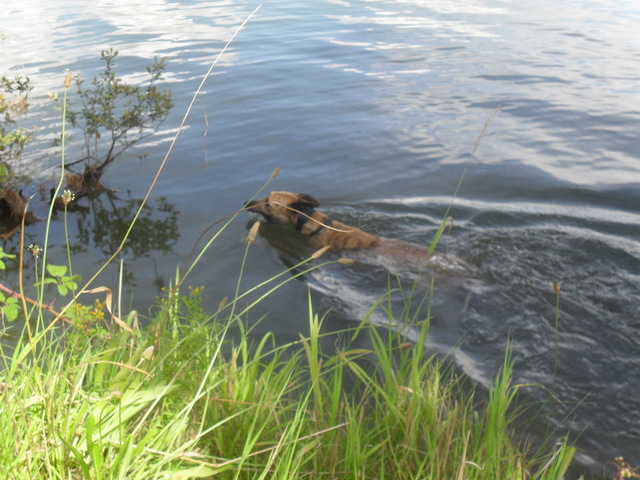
xmin=34 ymin=278 xmax=59 ymax=287
xmin=0 ymin=247 xmax=16 ymax=266
xmin=59 ymin=435 xmax=92 ymax=479
xmin=1 ymin=295 xmax=20 ymax=322
xmin=46 ymin=264 xmax=68 ymax=277
xmin=2 ymin=304 xmax=19 ymax=322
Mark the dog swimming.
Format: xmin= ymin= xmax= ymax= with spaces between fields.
xmin=245 ymin=191 xmax=468 ymax=274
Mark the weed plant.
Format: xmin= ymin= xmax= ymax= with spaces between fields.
xmin=0 ymin=8 xmax=577 ymax=479
xmin=0 ymin=267 xmax=577 ymax=479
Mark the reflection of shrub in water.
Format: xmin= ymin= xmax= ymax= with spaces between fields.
xmin=74 ymin=190 xmax=179 ymax=258
xmin=0 ymin=188 xmax=37 ymax=231
xmin=0 ymin=75 xmax=34 ymax=232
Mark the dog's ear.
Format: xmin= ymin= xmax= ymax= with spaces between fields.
xmin=293 ymin=193 xmax=320 ymax=208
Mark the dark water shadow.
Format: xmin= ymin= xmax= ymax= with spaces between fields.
xmin=0 ymin=189 xmax=180 ymax=339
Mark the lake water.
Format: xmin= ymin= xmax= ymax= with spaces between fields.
xmin=3 ymin=1 xmax=640 ymax=477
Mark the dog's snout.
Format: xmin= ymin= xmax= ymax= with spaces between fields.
xmin=245 ymin=199 xmax=263 ymax=210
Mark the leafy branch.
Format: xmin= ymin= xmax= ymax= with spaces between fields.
xmin=0 ymin=75 xmax=32 ymax=183
xmin=65 ymin=49 xmax=173 ymax=181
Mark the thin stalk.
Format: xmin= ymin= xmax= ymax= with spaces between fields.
xmin=17 ymin=196 xmax=33 ymax=340
xmin=226 ymin=222 xmax=259 ymax=324
xmin=120 ymin=4 xmax=263 ymax=249
xmin=179 ymin=166 xmax=277 ymax=285
xmin=63 ymin=205 xmax=76 ymax=297
xmin=429 ymin=105 xmax=500 ymax=252
xmin=39 ymin=73 xmax=73 ymax=310
xmin=552 ymin=280 xmax=561 ymax=394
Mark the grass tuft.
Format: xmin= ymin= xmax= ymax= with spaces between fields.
xmin=0 ymin=275 xmax=577 ymax=478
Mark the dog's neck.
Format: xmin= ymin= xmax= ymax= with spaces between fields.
xmin=295 ymin=208 xmax=327 ymax=237
xmin=293 ymin=206 xmax=381 ymax=250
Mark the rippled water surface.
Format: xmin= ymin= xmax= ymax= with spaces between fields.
xmin=3 ymin=1 xmax=640 ymax=477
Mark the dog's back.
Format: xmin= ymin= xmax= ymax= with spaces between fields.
xmin=245 ymin=190 xmax=468 ymax=274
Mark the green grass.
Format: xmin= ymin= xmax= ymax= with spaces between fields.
xmin=0 ymin=268 xmax=576 ymax=479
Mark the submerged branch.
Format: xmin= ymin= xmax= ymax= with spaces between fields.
xmin=0 ymin=282 xmax=73 ymax=326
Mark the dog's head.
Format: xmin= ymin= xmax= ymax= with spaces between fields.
xmin=245 ymin=191 xmax=320 ymax=227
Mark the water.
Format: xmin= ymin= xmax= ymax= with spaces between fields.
xmin=2 ymin=1 xmax=640 ymax=477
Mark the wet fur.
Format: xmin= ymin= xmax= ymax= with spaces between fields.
xmin=245 ymin=191 xmax=436 ymax=261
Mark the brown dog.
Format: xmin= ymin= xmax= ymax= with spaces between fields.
xmin=246 ymin=191 xmax=381 ymax=250
xmin=245 ymin=191 xmax=466 ymax=273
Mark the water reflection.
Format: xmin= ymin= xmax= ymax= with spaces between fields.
xmin=0 ymin=190 xmax=179 ymax=296
xmin=2 ymin=0 xmax=253 ymax=91
xmin=73 ymin=190 xmax=179 ymax=258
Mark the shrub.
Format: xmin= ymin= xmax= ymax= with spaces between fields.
xmin=0 ymin=74 xmax=31 ymax=179
xmin=65 ymin=48 xmax=173 ymax=185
